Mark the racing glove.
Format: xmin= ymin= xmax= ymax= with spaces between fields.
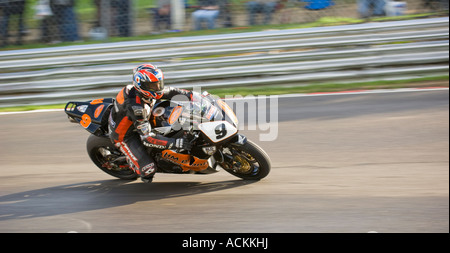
xmin=175 ymin=137 xmax=192 ymax=151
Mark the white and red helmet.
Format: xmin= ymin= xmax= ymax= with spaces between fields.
xmin=132 ymin=64 xmax=165 ymax=99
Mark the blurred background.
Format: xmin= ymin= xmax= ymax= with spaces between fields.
xmin=0 ymin=1 xmax=448 ymax=233
xmin=0 ymin=0 xmax=448 ymax=45
xmin=0 ymin=0 xmax=448 ymax=108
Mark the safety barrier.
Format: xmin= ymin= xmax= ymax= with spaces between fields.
xmin=0 ymin=17 xmax=448 ymax=107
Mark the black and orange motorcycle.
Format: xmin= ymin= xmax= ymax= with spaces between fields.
xmin=64 ymin=91 xmax=271 ymax=181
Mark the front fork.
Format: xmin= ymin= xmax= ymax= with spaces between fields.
xmin=213 ymin=134 xmax=248 ymax=170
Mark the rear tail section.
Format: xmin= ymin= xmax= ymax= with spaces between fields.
xmin=65 ymin=98 xmax=114 ymax=136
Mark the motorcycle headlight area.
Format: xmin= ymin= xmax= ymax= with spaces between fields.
xmin=202 ymin=146 xmax=217 ymax=155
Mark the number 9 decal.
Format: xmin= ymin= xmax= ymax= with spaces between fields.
xmin=80 ymin=114 xmax=92 ymax=128
xmin=198 ymin=121 xmax=237 ymax=143
xmin=215 ymin=123 xmax=227 ymax=139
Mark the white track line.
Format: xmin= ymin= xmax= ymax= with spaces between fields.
xmin=0 ymin=108 xmax=64 ymax=115
xmin=0 ymin=87 xmax=448 ymax=116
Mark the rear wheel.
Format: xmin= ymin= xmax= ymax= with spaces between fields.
xmin=220 ymin=140 xmax=271 ymax=180
xmin=86 ymin=134 xmax=138 ymax=180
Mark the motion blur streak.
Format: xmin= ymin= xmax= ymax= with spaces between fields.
xmin=0 ymin=89 xmax=448 ymax=232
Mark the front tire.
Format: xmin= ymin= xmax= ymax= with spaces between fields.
xmin=220 ymin=140 xmax=271 ymax=180
xmin=86 ymin=134 xmax=138 ymax=180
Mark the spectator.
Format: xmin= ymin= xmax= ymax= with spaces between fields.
xmin=93 ymin=0 xmax=104 ymax=28
xmin=302 ymin=0 xmax=334 ymax=10
xmin=52 ymin=0 xmax=79 ymax=42
xmin=35 ymin=0 xmax=57 ymax=43
xmin=358 ymin=0 xmax=386 ymax=18
xmin=152 ymin=0 xmax=171 ymax=32
xmin=245 ymin=0 xmax=277 ymax=26
xmin=422 ymin=0 xmax=448 ymax=11
xmin=0 ymin=0 xmax=26 ymax=46
xmin=192 ymin=0 xmax=220 ymax=30
xmin=219 ymin=0 xmax=233 ymax=28
xmin=111 ymin=0 xmax=131 ymax=37
xmin=384 ymin=0 xmax=406 ymax=16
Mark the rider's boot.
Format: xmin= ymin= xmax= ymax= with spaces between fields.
xmin=139 ymin=162 xmax=156 ymax=183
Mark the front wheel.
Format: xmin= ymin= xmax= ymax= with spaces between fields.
xmin=219 ymin=140 xmax=271 ymax=180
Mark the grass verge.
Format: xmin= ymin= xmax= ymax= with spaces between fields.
xmin=208 ymin=75 xmax=449 ymax=97
xmin=1 ymin=75 xmax=447 ymax=112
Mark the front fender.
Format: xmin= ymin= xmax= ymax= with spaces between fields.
xmin=229 ymin=134 xmax=247 ymax=146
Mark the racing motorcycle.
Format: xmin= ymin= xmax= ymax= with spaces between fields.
xmin=64 ymin=91 xmax=271 ymax=181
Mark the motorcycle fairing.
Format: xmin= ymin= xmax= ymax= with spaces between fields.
xmin=161 ymin=150 xmax=209 ymax=171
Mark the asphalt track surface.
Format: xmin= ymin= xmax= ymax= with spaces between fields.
xmin=0 ymin=89 xmax=448 ymax=233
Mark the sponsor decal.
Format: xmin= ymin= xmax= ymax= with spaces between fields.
xmin=94 ymin=104 xmax=104 ymax=118
xmin=143 ymin=137 xmax=168 ymax=149
xmin=168 ymin=106 xmax=183 ymax=125
xmin=161 ymin=150 xmax=208 ymax=171
xmin=109 ymin=113 xmax=116 ymax=128
xmin=90 ymin=98 xmax=104 ymax=105
xmin=141 ymin=163 xmax=155 ymax=176
xmin=76 ymin=105 xmax=88 ymax=113
xmin=205 ymin=106 xmax=217 ymax=120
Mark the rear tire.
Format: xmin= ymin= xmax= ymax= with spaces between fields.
xmin=86 ymin=134 xmax=138 ymax=180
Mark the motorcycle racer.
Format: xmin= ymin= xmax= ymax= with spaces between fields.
xmin=108 ymin=64 xmax=193 ymax=183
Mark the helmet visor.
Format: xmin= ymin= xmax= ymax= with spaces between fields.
xmin=139 ymin=80 xmax=164 ymax=98
xmin=141 ymin=80 xmax=164 ymax=92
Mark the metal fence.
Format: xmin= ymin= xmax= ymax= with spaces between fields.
xmin=0 ymin=17 xmax=447 ymax=107
xmin=0 ymin=0 xmax=448 ymax=46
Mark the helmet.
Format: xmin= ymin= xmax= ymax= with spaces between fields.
xmin=132 ymin=64 xmax=165 ymax=100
